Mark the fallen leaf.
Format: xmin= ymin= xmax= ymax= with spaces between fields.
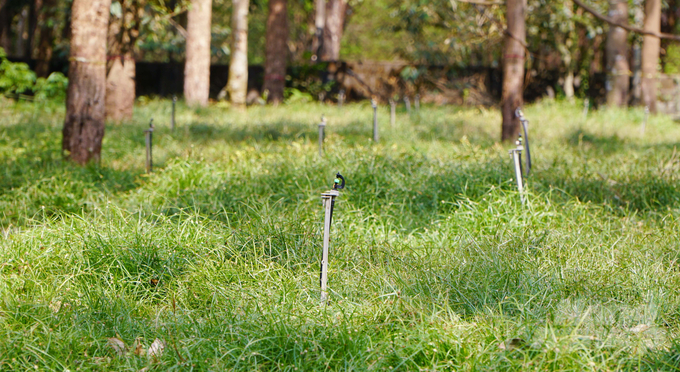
xmin=499 ymin=338 xmax=525 ymax=351
xmin=132 ymin=338 xmax=146 ymax=356
xmin=148 ymin=338 xmax=165 ymax=359
xmin=107 ymin=337 xmax=126 ymax=356
xmin=49 ymin=301 xmax=62 ymax=313
xmin=138 ymin=368 xmax=149 ymax=372
xmin=629 ymin=324 xmax=650 ymax=334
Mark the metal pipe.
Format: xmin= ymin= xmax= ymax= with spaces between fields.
xmin=318 ymin=115 xmax=326 ymax=157
xmin=319 ymin=173 xmax=344 ymax=303
xmin=389 ymin=99 xmax=396 ymax=128
xmin=583 ymin=98 xmax=589 ymax=122
xmin=171 ymin=95 xmax=177 ymax=131
xmin=145 ymin=119 xmax=154 ymax=173
xmin=404 ymin=96 xmax=411 ymax=116
xmin=509 ymin=138 xmax=525 ymax=205
xmin=372 ymin=99 xmax=379 ymax=142
xmin=338 ymin=89 xmax=345 ymax=108
xmin=415 ymin=94 xmax=420 ymax=114
xmin=515 ymin=108 xmax=531 ymax=176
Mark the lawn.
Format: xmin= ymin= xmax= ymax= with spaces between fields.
xmin=1 ymin=97 xmax=680 ymax=370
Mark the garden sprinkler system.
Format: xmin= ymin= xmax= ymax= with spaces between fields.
xmin=320 ymin=173 xmax=345 ymax=302
xmin=389 ymin=98 xmax=396 ymax=127
xmin=145 ymin=119 xmax=154 ymax=173
xmin=318 ymin=115 xmax=326 ymax=157
xmin=372 ymin=98 xmax=379 ymax=142
xmin=338 ymin=89 xmax=346 ymax=108
xmin=171 ymin=95 xmax=177 ymax=131
xmin=509 ymin=137 xmax=525 ymax=205
xmin=515 ymin=108 xmax=532 ymax=176
xmin=583 ymin=98 xmax=589 ymax=122
xmin=404 ymin=96 xmax=412 ymax=116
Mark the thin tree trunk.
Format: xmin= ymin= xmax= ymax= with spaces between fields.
xmin=311 ymin=0 xmax=325 ymax=61
xmin=105 ymin=2 xmax=136 ymax=122
xmin=15 ymin=6 xmax=28 ymax=58
xmin=227 ymin=0 xmax=249 ymax=109
xmin=264 ymin=0 xmax=288 ymax=104
xmin=501 ymin=0 xmax=526 ymax=142
xmin=35 ymin=0 xmax=56 ymax=77
xmin=606 ymin=0 xmax=630 ymax=107
xmin=184 ymin=0 xmax=212 ymax=106
xmin=25 ymin=0 xmax=41 ymax=59
xmin=321 ymin=0 xmax=346 ymax=61
xmin=63 ymin=0 xmax=111 ymax=164
xmin=0 ymin=4 xmax=10 ymax=53
xmin=642 ymin=0 xmax=660 ymax=113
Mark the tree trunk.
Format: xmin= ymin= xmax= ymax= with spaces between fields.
xmin=227 ymin=0 xmax=249 ymax=109
xmin=605 ymin=0 xmax=630 ymax=107
xmin=0 ymin=4 xmax=10 ymax=53
xmin=105 ymin=3 xmax=136 ymax=122
xmin=63 ymin=0 xmax=111 ymax=165
xmin=311 ymin=0 xmax=325 ymax=61
xmin=25 ymin=0 xmax=41 ymax=59
xmin=501 ymin=0 xmax=526 ymax=142
xmin=106 ymin=55 xmax=135 ymax=121
xmin=321 ymin=0 xmax=346 ymax=61
xmin=35 ymin=0 xmax=56 ymax=77
xmin=184 ymin=0 xmax=212 ymax=106
xmin=264 ymin=0 xmax=288 ymax=104
xmin=15 ymin=6 xmax=28 ymax=58
xmin=642 ymin=0 xmax=660 ymax=113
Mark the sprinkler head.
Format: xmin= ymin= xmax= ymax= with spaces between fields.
xmin=333 ymin=173 xmax=345 ymax=190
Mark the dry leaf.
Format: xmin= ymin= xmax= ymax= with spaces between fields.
xmin=498 ymin=338 xmax=525 ymax=351
xmin=107 ymin=337 xmax=127 ymax=356
xmin=132 ymin=338 xmax=146 ymax=356
xmin=148 ymin=338 xmax=165 ymax=359
xmin=138 ymin=368 xmax=149 ymax=372
xmin=629 ymin=324 xmax=650 ymax=334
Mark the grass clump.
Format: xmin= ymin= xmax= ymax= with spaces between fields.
xmin=1 ymin=98 xmax=680 ymax=370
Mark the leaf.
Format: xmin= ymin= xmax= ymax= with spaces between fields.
xmin=132 ymin=338 xmax=146 ymax=356
xmin=148 ymin=338 xmax=165 ymax=359
xmin=629 ymin=324 xmax=650 ymax=334
xmin=107 ymin=337 xmax=127 ymax=356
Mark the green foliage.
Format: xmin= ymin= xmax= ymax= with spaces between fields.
xmin=666 ymin=44 xmax=680 ymax=74
xmin=0 ymin=48 xmax=37 ymax=96
xmin=34 ymin=73 xmax=69 ymax=101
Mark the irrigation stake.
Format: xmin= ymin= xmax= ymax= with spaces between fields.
xmin=372 ymin=98 xmax=379 ymax=142
xmin=338 ymin=89 xmax=345 ymax=108
xmin=145 ymin=119 xmax=154 ymax=173
xmin=320 ymin=173 xmax=345 ymax=303
xmin=515 ymin=108 xmax=532 ymax=176
xmin=404 ymin=96 xmax=412 ymax=116
xmin=389 ymin=98 xmax=396 ymax=128
xmin=582 ymin=98 xmax=589 ymax=122
xmin=318 ymin=115 xmax=326 ymax=157
xmin=509 ymin=137 xmax=525 ymax=206
xmin=415 ymin=94 xmax=420 ymax=114
xmin=641 ymin=106 xmax=649 ymax=136
xmin=171 ymin=95 xmax=177 ymax=131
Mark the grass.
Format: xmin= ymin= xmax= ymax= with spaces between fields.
xmin=2 ymin=96 xmax=680 ymax=370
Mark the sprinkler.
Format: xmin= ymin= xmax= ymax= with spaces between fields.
xmin=372 ymin=99 xmax=379 ymax=143
xmin=514 ymin=108 xmax=532 ymax=176
xmin=318 ymin=115 xmax=326 ymax=157
xmin=320 ymin=173 xmax=345 ymax=302
xmin=389 ymin=98 xmax=396 ymax=128
xmin=509 ymin=137 xmax=525 ymax=205
xmin=171 ymin=95 xmax=177 ymax=131
xmin=145 ymin=119 xmax=154 ymax=173
xmin=338 ymin=89 xmax=345 ymax=108
xmin=641 ymin=106 xmax=649 ymax=136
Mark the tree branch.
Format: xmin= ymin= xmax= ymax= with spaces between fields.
xmin=573 ymin=0 xmax=680 ymax=41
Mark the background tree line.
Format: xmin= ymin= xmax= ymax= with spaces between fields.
xmin=0 ymin=0 xmax=679 ymax=162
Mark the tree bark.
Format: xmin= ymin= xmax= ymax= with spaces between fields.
xmin=227 ymin=0 xmax=249 ymax=109
xmin=0 ymin=4 xmax=10 ymax=54
xmin=15 ymin=6 xmax=28 ymax=58
xmin=264 ymin=0 xmax=288 ymax=104
xmin=642 ymin=0 xmax=660 ymax=113
xmin=184 ymin=0 xmax=212 ymax=106
xmin=105 ymin=2 xmax=137 ymax=122
xmin=321 ymin=0 xmax=346 ymax=61
xmin=501 ymin=0 xmax=526 ymax=142
xmin=311 ymin=0 xmax=325 ymax=61
xmin=605 ymin=0 xmax=630 ymax=107
xmin=25 ymin=0 xmax=41 ymax=59
xmin=63 ymin=0 xmax=111 ymax=165
xmin=35 ymin=0 xmax=56 ymax=77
